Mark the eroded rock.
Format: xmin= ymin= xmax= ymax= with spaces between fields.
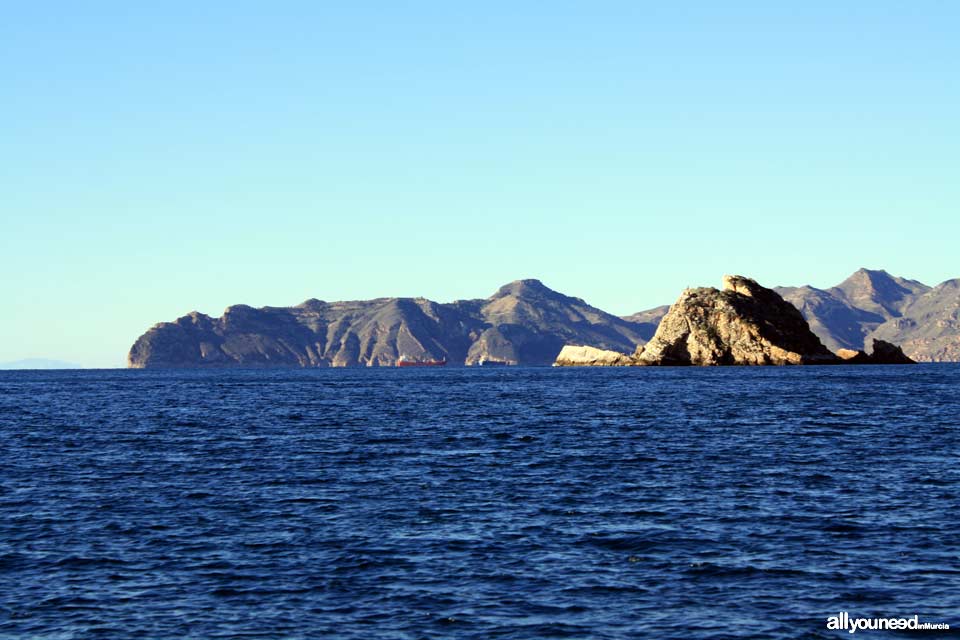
xmin=634 ymin=275 xmax=840 ymax=366
xmin=553 ymin=345 xmax=636 ymax=367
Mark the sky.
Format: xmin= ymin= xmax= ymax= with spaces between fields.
xmin=2 ymin=2 xmax=958 ymax=368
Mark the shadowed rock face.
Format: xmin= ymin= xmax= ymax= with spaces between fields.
xmin=128 ymin=280 xmax=651 ymax=368
xmin=837 ymin=339 xmax=916 ymax=364
xmin=634 ymin=275 xmax=839 ymax=366
xmin=867 ymin=339 xmax=916 ymax=364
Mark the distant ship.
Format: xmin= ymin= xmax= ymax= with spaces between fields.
xmin=476 ymin=357 xmax=512 ymax=367
xmin=396 ymin=354 xmax=447 ymax=367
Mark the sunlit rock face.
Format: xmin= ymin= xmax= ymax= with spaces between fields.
xmin=634 ymin=276 xmax=840 ymax=366
xmin=553 ymin=345 xmax=636 ymax=367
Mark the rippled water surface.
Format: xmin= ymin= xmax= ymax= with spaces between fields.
xmin=1 ymin=366 xmax=958 ymax=639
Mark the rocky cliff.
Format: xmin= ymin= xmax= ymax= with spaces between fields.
xmin=633 ymin=275 xmax=840 ymax=366
xmin=128 ymin=280 xmax=651 ymax=368
xmin=836 ymin=339 xmax=916 ymax=364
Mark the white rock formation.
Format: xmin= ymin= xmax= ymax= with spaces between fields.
xmin=553 ymin=345 xmax=636 ymax=367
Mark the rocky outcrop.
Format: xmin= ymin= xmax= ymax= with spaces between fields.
xmin=836 ymin=339 xmax=915 ymax=364
xmin=634 ymin=275 xmax=840 ymax=366
xmin=865 ymin=339 xmax=916 ymax=364
xmin=555 ymin=276 xmax=916 ymax=367
xmin=836 ymin=349 xmax=872 ymax=364
xmin=553 ymin=345 xmax=635 ymax=367
xmin=128 ymin=279 xmax=653 ymax=368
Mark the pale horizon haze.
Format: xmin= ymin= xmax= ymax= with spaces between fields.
xmin=3 ymin=2 xmax=958 ymax=367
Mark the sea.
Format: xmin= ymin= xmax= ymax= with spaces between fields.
xmin=0 ymin=366 xmax=957 ymax=639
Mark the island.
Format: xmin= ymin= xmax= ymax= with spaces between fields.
xmin=554 ymin=276 xmax=915 ymax=366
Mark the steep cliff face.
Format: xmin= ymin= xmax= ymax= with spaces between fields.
xmin=128 ymin=280 xmax=650 ymax=368
xmin=634 ymin=276 xmax=839 ymax=366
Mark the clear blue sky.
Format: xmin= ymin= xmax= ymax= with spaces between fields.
xmin=3 ymin=2 xmax=958 ymax=367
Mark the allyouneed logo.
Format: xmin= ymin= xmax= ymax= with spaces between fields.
xmin=827 ymin=612 xmax=950 ymax=634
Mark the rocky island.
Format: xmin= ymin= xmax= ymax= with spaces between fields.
xmin=555 ymin=276 xmax=915 ymax=367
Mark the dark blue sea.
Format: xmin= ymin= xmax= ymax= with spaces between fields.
xmin=1 ymin=366 xmax=957 ymax=639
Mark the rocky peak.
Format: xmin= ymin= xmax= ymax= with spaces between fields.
xmin=223 ymin=303 xmax=255 ymax=316
xmin=930 ymin=278 xmax=960 ymax=294
xmin=635 ymin=275 xmax=838 ymax=366
xmin=485 ymin=279 xmax=574 ymax=322
xmin=831 ymin=268 xmax=929 ymax=318
xmin=492 ymin=278 xmax=553 ymax=299
xmin=841 ymin=268 xmax=896 ymax=294
xmin=172 ymin=312 xmax=216 ymax=331
xmin=296 ymin=298 xmax=327 ymax=310
xmin=721 ymin=275 xmax=761 ymax=297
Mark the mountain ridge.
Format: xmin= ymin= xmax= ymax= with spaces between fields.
xmin=773 ymin=268 xmax=956 ymax=360
xmin=128 ymin=270 xmax=960 ymax=367
xmin=128 ymin=279 xmax=657 ymax=368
